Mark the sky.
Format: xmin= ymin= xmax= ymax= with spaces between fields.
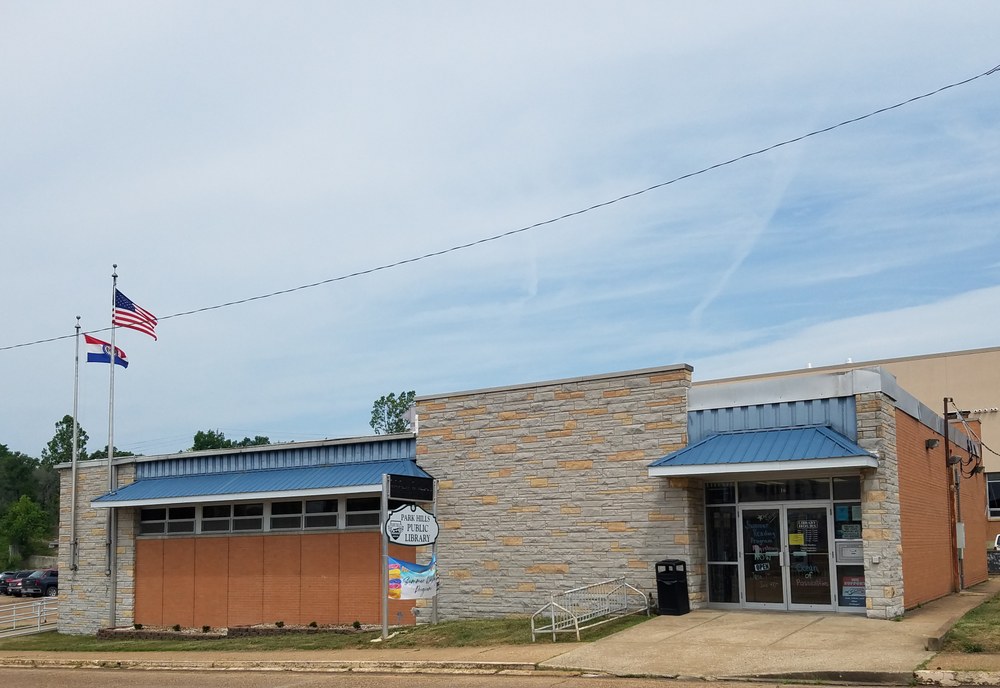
xmin=2 ymin=2 xmax=999 ymax=459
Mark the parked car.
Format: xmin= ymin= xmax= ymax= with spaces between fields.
xmin=0 ymin=571 xmax=17 ymax=595
xmin=21 ymin=569 xmax=58 ymax=597
xmin=5 ymin=570 xmax=37 ymax=597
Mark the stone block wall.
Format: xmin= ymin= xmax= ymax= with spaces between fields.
xmin=855 ymin=391 xmax=904 ymax=619
xmin=416 ymin=364 xmax=696 ymax=618
xmin=58 ymin=460 xmax=136 ymax=634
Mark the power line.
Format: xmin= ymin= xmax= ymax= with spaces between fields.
xmin=3 ymin=62 xmax=998 ymax=354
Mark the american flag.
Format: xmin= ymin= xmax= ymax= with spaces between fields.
xmin=113 ymin=289 xmax=158 ymax=340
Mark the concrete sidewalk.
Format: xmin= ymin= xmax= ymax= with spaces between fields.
xmin=1 ymin=579 xmax=998 ymax=684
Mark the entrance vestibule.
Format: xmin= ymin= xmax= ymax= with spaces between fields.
xmin=706 ymin=477 xmax=866 ymax=612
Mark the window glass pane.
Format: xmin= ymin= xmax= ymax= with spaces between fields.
xmin=306 ymin=499 xmax=338 ymax=514
xmin=788 ymin=479 xmax=830 ymax=501
xmin=167 ymin=521 xmax=195 ymax=533
xmin=170 ymin=506 xmax=196 ymax=520
xmin=739 ymin=480 xmax=787 ymax=502
xmin=833 ymin=476 xmax=861 ymax=501
xmin=139 ymin=522 xmax=165 ymax=535
xmin=346 ymin=513 xmax=380 ymax=527
xmin=347 ymin=498 xmax=380 ymax=512
xmin=203 ymin=505 xmax=231 ymax=519
xmin=837 ymin=565 xmax=866 ymax=608
xmin=270 ymin=515 xmax=302 ymax=530
xmin=988 ymin=474 xmax=1000 ymax=517
xmin=140 ymin=508 xmax=166 ymax=521
xmin=233 ymin=518 xmax=263 ymax=531
xmin=305 ymin=514 xmax=338 ymax=528
xmin=708 ymin=564 xmax=739 ymax=603
xmin=705 ymin=482 xmax=736 ymax=505
xmin=706 ymin=506 xmax=737 ymax=562
xmin=201 ymin=520 xmax=230 ymax=533
xmin=272 ymin=501 xmax=303 ymax=516
xmin=234 ymin=503 xmax=263 ymax=517
xmin=834 ymin=502 xmax=863 ymax=539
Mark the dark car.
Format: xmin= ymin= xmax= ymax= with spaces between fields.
xmin=5 ymin=570 xmax=37 ymax=597
xmin=21 ymin=569 xmax=58 ymax=597
xmin=0 ymin=571 xmax=17 ymax=595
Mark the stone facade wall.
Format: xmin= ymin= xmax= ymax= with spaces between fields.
xmin=855 ymin=392 xmax=904 ymax=619
xmin=416 ymin=365 xmax=694 ymax=618
xmin=58 ymin=460 xmax=136 ymax=634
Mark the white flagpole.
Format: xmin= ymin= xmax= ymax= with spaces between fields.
xmin=70 ymin=317 xmax=81 ymax=572
xmin=106 ymin=265 xmax=118 ymax=627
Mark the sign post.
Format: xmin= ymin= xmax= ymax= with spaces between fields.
xmin=381 ymin=473 xmax=438 ymax=640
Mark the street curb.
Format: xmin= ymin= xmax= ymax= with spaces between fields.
xmin=736 ymin=670 xmax=916 ymax=685
xmin=0 ymin=657 xmax=580 ymax=676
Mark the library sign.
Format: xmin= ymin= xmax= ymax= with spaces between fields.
xmin=384 ymin=504 xmax=439 ymax=546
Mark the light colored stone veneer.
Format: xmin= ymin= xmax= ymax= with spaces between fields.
xmin=855 ymin=391 xmax=904 ymax=619
xmin=57 ymin=460 xmax=136 ymax=634
xmin=416 ymin=365 xmax=697 ymax=618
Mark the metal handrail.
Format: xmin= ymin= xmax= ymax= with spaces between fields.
xmin=531 ymin=577 xmax=648 ymax=642
xmin=0 ymin=597 xmax=59 ymax=634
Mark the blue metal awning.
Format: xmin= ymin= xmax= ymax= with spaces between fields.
xmin=648 ymin=425 xmax=878 ymax=477
xmin=92 ymin=459 xmax=432 ymax=508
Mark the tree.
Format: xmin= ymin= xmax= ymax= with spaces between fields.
xmin=370 ymin=391 xmax=416 ymax=434
xmin=40 ymin=415 xmax=88 ymax=467
xmin=0 ymin=444 xmax=39 ymax=515
xmin=88 ymin=445 xmax=137 ymax=460
xmin=191 ymin=430 xmax=270 ymax=451
xmin=0 ymin=495 xmax=49 ymax=562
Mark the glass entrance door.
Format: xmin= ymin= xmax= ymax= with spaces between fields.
xmin=739 ymin=504 xmax=833 ymax=610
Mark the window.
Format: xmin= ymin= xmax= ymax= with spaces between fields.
xmin=233 ymin=503 xmax=263 ymax=531
xmin=988 ymin=473 xmax=1000 ymax=518
xmin=134 ymin=494 xmax=402 ymax=536
xmin=270 ymin=501 xmax=303 ymax=530
xmin=139 ymin=508 xmax=167 ymax=535
xmin=305 ymin=499 xmax=338 ymax=529
xmin=346 ymin=497 xmax=381 ymax=527
xmin=201 ymin=504 xmax=232 ymax=532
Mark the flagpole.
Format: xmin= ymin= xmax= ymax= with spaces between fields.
xmin=70 ymin=317 xmax=81 ymax=572
xmin=106 ymin=266 xmax=118 ymax=628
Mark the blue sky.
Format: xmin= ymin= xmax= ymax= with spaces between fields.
xmin=2 ymin=2 xmax=999 ymax=458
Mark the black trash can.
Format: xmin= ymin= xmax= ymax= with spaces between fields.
xmin=655 ymin=559 xmax=690 ymax=615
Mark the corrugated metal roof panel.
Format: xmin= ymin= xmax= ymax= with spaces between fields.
xmin=688 ymin=397 xmax=857 ymax=444
xmin=135 ymin=437 xmax=416 ymax=479
xmin=96 ymin=458 xmax=430 ymax=505
xmin=649 ymin=425 xmax=873 ymax=468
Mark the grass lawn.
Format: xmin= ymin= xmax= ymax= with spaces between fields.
xmin=0 ymin=613 xmax=651 ymax=653
xmin=940 ymin=591 xmax=1000 ymax=653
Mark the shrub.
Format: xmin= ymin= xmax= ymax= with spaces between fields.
xmin=202 ymin=626 xmax=210 ymax=633
xmin=133 ymin=623 xmax=143 ymax=630
xmin=172 ymin=624 xmax=181 ymax=632
xmin=308 ymin=621 xmax=318 ymax=628
xmin=275 ymin=620 xmax=284 ymax=628
xmin=352 ymin=620 xmax=361 ymax=630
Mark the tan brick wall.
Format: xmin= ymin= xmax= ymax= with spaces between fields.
xmin=417 ymin=365 xmax=695 ymax=618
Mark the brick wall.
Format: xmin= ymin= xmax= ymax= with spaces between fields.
xmin=133 ymin=532 xmax=414 ymax=628
xmin=416 ymin=365 xmax=694 ymax=618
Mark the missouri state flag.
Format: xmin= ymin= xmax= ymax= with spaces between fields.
xmin=84 ymin=334 xmax=128 ymax=368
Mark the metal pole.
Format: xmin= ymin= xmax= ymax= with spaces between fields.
xmin=431 ymin=478 xmax=438 ymax=625
xmin=381 ymin=473 xmax=389 ymax=640
xmin=70 ymin=318 xmax=81 ymax=571
xmin=107 ymin=266 xmax=118 ymax=627
xmin=945 ymin=396 xmax=964 ymax=592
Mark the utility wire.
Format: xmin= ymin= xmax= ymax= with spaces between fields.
xmin=3 ymin=62 xmax=999 ymax=354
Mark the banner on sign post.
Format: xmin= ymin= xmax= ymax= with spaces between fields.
xmin=387 ymin=556 xmax=437 ymax=599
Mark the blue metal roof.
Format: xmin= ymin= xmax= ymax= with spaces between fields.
xmin=93 ymin=458 xmax=430 ymax=507
xmin=649 ymin=425 xmax=874 ymax=471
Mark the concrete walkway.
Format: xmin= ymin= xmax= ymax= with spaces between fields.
xmin=1 ymin=579 xmax=999 ymax=685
